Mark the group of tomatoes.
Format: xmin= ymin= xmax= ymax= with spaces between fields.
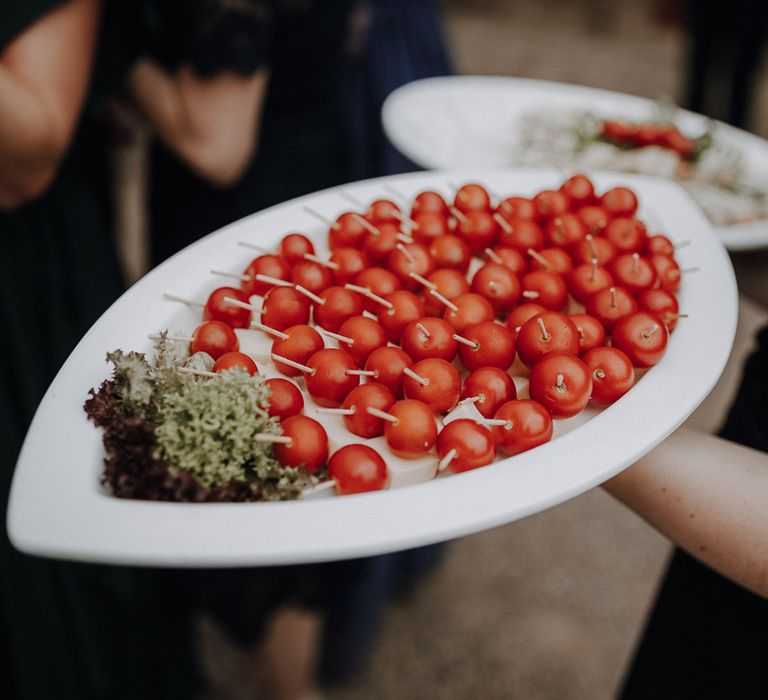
xmin=599 ymin=119 xmax=696 ymax=160
xmin=176 ymin=173 xmax=684 ymax=496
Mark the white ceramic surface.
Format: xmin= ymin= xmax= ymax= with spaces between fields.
xmin=8 ymin=168 xmax=737 ymax=567
xmin=382 ymin=76 xmax=768 ymax=251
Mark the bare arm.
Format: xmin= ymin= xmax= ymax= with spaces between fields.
xmin=127 ymin=60 xmax=268 ymax=188
xmin=602 ymin=427 xmax=768 ymax=598
xmin=0 ymin=0 xmax=100 ymax=209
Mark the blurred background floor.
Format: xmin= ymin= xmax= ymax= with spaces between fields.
xmin=189 ymin=1 xmax=768 ymax=697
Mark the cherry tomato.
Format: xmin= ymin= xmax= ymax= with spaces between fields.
xmin=353 ymin=266 xmax=402 ymax=312
xmin=610 ymin=312 xmax=669 ymax=367
xmin=576 ymin=205 xmax=610 ymax=236
xmin=437 ymin=419 xmax=496 ymax=473
xmin=271 ymin=324 xmax=324 ymax=376
xmin=497 ymin=218 xmax=545 ymax=251
xmin=191 ymin=320 xmax=239 ymax=360
xmin=384 ymin=399 xmax=438 ymax=458
xmin=584 ymin=285 xmax=638 ymax=332
xmin=265 ymin=377 xmax=304 ymax=420
xmin=401 ymin=317 xmax=458 ymax=362
xmin=213 ymin=351 xmax=258 ymax=375
xmin=443 ymin=293 xmax=495 ymax=332
xmin=412 ymin=212 xmax=450 ymax=243
xmin=650 ymin=254 xmax=681 ymax=293
xmin=362 ymin=221 xmax=401 ymax=265
xmin=506 ymin=302 xmax=547 ymax=334
xmin=424 ymin=268 xmax=471 ymax=316
xmin=342 ymin=383 xmax=397 ymax=438
xmin=403 ymin=358 xmax=461 ymax=414
xmin=328 ymin=444 xmax=389 ymax=494
xmin=453 ymin=183 xmax=491 ymax=213
xmin=305 ymin=348 xmax=360 ymax=407
xmin=533 ymin=189 xmax=571 ymax=219
xmin=292 ymin=261 xmax=333 ymax=296
xmin=545 ymin=213 xmax=586 ymax=248
xmin=330 ymin=212 xmax=368 ymax=250
xmin=529 ymin=352 xmax=592 ymax=418
xmin=314 ymin=286 xmax=364 ymax=333
xmin=336 ymin=315 xmax=388 ymax=366
xmin=645 ymin=234 xmax=676 ymax=257
xmin=600 ymin=186 xmax=639 ymax=217
xmin=364 ymin=346 xmax=413 ymax=398
xmin=568 ymin=313 xmax=607 ymax=355
xmin=470 ymin=263 xmax=521 ymax=315
xmin=204 ymin=287 xmax=252 ymax=329
xmin=376 ymin=290 xmax=426 ymax=342
xmin=583 ymin=347 xmax=635 ymax=405
xmin=367 ymin=198 xmax=401 ymax=225
xmin=429 ymin=234 xmax=472 ymax=273
xmin=491 ymin=400 xmax=553 ymax=455
xmin=636 ymin=288 xmax=680 ymax=331
xmin=567 ymin=260 xmax=614 ymax=304
xmin=279 ymin=233 xmax=314 ymax=266
xmin=330 ymin=247 xmax=370 ymax=286
xmin=387 ymin=242 xmax=435 ymax=290
xmin=520 ymin=270 xmax=568 ymax=311
xmin=456 ymin=210 xmax=500 ymax=254
xmin=496 ymin=195 xmax=537 ymax=221
xmin=571 ymin=234 xmax=617 ymax=266
xmin=604 ymin=217 xmax=647 ymax=253
xmin=516 ymin=311 xmax=579 ymax=368
xmin=489 ymin=247 xmax=528 ymax=274
xmin=527 ymin=247 xmax=573 ymax=274
xmin=274 ymin=415 xmax=328 ymax=474
xmin=461 ymin=366 xmax=517 ymax=418
xmin=241 ymin=254 xmax=292 ymax=297
xmin=560 ymin=173 xmax=596 ymax=207
xmin=608 ymin=253 xmax=657 ymax=294
xmin=411 ymin=190 xmax=449 ymax=218
xmin=457 ymin=321 xmax=517 ymax=372
xmin=261 ymin=286 xmax=312 ymax=331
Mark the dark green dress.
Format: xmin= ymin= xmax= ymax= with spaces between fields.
xmin=0 ymin=2 xmax=200 ymax=697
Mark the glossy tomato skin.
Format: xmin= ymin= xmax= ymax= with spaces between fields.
xmin=279 ymin=233 xmax=314 ymax=266
xmin=575 ymin=206 xmax=610 ymax=236
xmin=241 ymin=254 xmax=292 ymax=297
xmin=600 ymin=187 xmax=638 ymax=217
xmin=265 ymin=378 xmax=304 ymax=420
xmin=314 ymin=286 xmax=364 ymax=333
xmin=560 ymin=173 xmax=596 ymax=207
xmin=608 ymin=253 xmax=657 ymax=294
xmin=387 ymin=242 xmax=435 ymax=291
xmin=456 ymin=210 xmax=500 ymax=254
xmin=271 ymin=325 xmax=324 ymax=376
xmin=342 ymin=383 xmax=397 ymax=438
xmin=585 ymin=285 xmax=638 ymax=332
xmin=330 ymin=212 xmax=368 ymax=250
xmin=567 ymin=261 xmax=613 ymax=304
xmin=213 ymin=351 xmax=258 ymax=375
xmin=457 ymin=321 xmax=517 ymax=372
xmin=328 ymin=444 xmax=389 ymax=495
xmin=529 ymin=352 xmax=592 ymax=418
xmin=533 ymin=189 xmax=571 ymax=219
xmin=337 ymin=315 xmax=387 ymax=366
xmin=571 ymin=233 xmax=616 ymax=266
xmin=545 ymin=213 xmax=586 ymax=249
xmin=191 ymin=320 xmax=239 ymax=360
xmin=437 ymin=419 xmax=496 ymax=473
xmin=604 ymin=217 xmax=647 ymax=253
xmin=636 ymin=288 xmax=680 ymax=331
xmin=305 ymin=348 xmax=359 ymax=407
xmin=424 ymin=268 xmax=470 ymax=316
xmin=568 ymin=313 xmax=607 ymax=355
xmin=583 ymin=347 xmax=635 ymax=405
xmin=491 ymin=400 xmax=553 ymax=455
xmin=330 ymin=247 xmax=370 ymax=286
xmin=403 ymin=358 xmax=461 ymax=414
xmin=367 ymin=198 xmax=401 ymax=225
xmin=506 ymin=303 xmax=547 ymax=334
xmin=353 ymin=267 xmax=402 ymax=313
xmin=453 ymin=183 xmax=491 ymax=213
xmin=461 ymin=366 xmax=517 ymax=418
xmin=497 ymin=218 xmax=545 ymax=251
xmin=520 ymin=270 xmax=568 ymax=311
xmin=261 ymin=287 xmax=312 ymax=331
xmin=429 ymin=234 xmax=472 ymax=273
xmin=516 ymin=311 xmax=579 ymax=368
xmin=497 ymin=196 xmax=537 ymax=222
xmin=412 ymin=212 xmax=450 ymax=243
xmin=443 ymin=293 xmax=495 ymax=332
xmin=364 ymin=346 xmax=413 ymax=398
xmin=401 ymin=318 xmax=458 ymax=363
xmin=611 ymin=312 xmax=669 ymax=367
xmin=376 ymin=290 xmax=426 ymax=342
xmin=384 ymin=399 xmax=438 ymax=458
xmin=490 ymin=246 xmax=528 ymax=274
xmin=470 ymin=263 xmax=521 ymax=314
xmin=650 ymin=254 xmax=681 ymax=293
xmin=292 ymin=261 xmax=333 ymax=296
xmin=204 ymin=287 xmax=252 ymax=329
xmin=528 ymin=247 xmax=573 ymax=274
xmin=274 ymin=415 xmax=328 ymax=474
xmin=411 ymin=190 xmax=449 ymax=218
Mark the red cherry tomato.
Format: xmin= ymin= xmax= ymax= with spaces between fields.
xmin=364 ymin=346 xmax=413 ymax=398
xmin=336 ymin=315 xmax=387 ymax=366
xmin=584 ymin=285 xmax=638 ymax=332
xmin=470 ymin=262 xmax=521 ymax=315
xmin=576 ymin=205 xmax=610 ymax=236
xmin=516 ymin=311 xmax=579 ymax=368
xmin=506 ymin=302 xmax=547 ymax=334
xmin=387 ymin=242 xmax=435 ymax=290
xmin=330 ymin=247 xmax=370 ymax=286
xmin=328 ymin=444 xmax=389 ymax=494
xmin=583 ymin=347 xmax=635 ymax=405
xmin=645 ymin=234 xmax=676 ymax=257
xmin=271 ymin=324 xmax=324 ymax=376
xmin=367 ymin=198 xmax=401 ymax=225
xmin=604 ymin=217 xmax=647 ymax=253
xmin=497 ymin=218 xmax=546 ymax=251
xmin=545 ymin=213 xmax=586 ymax=248
xmin=527 ymin=247 xmax=573 ymax=274
xmin=191 ymin=320 xmax=239 ymax=360
xmin=560 ymin=173 xmax=596 ymax=207
xmin=291 ymin=261 xmax=333 ymax=296
xmin=330 ymin=212 xmax=368 ymax=250
xmin=362 ymin=222 xmax=401 ymax=265
xmin=568 ymin=313 xmax=607 ymax=355
xmin=401 ymin=317 xmax=458 ymax=362
xmin=650 ymin=254 xmax=681 ymax=293
xmin=213 ymin=351 xmax=258 ymax=375
xmin=265 ymin=377 xmax=304 ymax=420
xmin=608 ymin=253 xmax=657 ymax=294
xmin=496 ymin=195 xmax=537 ymax=221
xmin=437 ymin=419 xmax=496 ymax=473
xmin=403 ymin=358 xmax=461 ymax=414
xmin=567 ymin=260 xmax=614 ymax=304
xmin=491 ymin=400 xmax=553 ymax=455
xmin=489 ymin=247 xmax=528 ymax=274
xmin=341 ymin=383 xmax=397 ymax=438
xmin=529 ymin=352 xmax=592 ymax=418
xmin=600 ymin=186 xmax=639 ymax=217
xmin=384 ymin=399 xmax=438 ymax=458
xmin=520 ymin=270 xmax=568 ymax=311
xmin=279 ymin=233 xmax=314 ymax=266
xmin=412 ymin=212 xmax=450 ymax=243
xmin=204 ymin=287 xmax=252 ymax=329
xmin=610 ymin=312 xmax=669 ymax=367
xmin=636 ymin=288 xmax=680 ymax=331
xmin=305 ymin=348 xmax=360 ymax=407
xmin=353 ymin=266 xmax=402 ymax=312
xmin=375 ymin=290 xmax=426 ymax=342
xmin=274 ymin=415 xmax=328 ymax=474
xmin=411 ymin=190 xmax=449 ymax=218
xmin=533 ymin=189 xmax=571 ymax=219
xmin=571 ymin=234 xmax=617 ymax=266
xmin=461 ymin=366 xmax=517 ymax=418
xmin=429 ymin=234 xmax=472 ymax=273
xmin=443 ymin=293 xmax=495 ymax=332
xmin=241 ymin=254 xmax=292 ymax=297
xmin=457 ymin=321 xmax=517 ymax=372
xmin=314 ymin=286 xmax=364 ymax=333
xmin=424 ymin=268 xmax=471 ymax=316
xmin=456 ymin=210 xmax=500 ymax=254
xmin=261 ymin=286 xmax=312 ymax=331
xmin=453 ymin=183 xmax=491 ymax=213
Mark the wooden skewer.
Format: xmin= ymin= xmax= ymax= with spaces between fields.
xmin=250 ymin=321 xmax=289 ymax=340
xmin=351 ymin=212 xmax=381 ymax=236
xmin=254 ymin=433 xmax=293 ymax=445
xmin=493 ymin=212 xmax=513 ymax=234
xmin=271 ymin=353 xmax=315 ymax=375
xmin=383 ymin=183 xmax=409 ymax=202
xmin=521 ymin=290 xmax=540 ymax=300
xmin=303 ymin=206 xmax=340 ymax=230
xmin=642 ymin=324 xmax=661 ymax=340
xmin=304 ymin=253 xmax=339 ymax=270
xmin=362 ymin=310 xmax=379 ymax=320
xmin=315 ymin=407 xmax=356 ymax=415
xmin=346 ymin=369 xmax=377 ymax=377
xmin=674 ymin=239 xmax=691 ymax=249
xmin=366 ymin=406 xmax=398 ymax=423
xmin=396 ymin=231 xmax=415 ymax=244
xmin=255 ymin=273 xmax=293 ymax=288
xmin=437 ymin=448 xmax=458 ymax=473
xmin=453 ymin=333 xmax=480 ymax=350
xmin=149 ymin=333 xmax=192 ymax=343
xmin=338 ymin=188 xmax=365 ymax=208
xmin=301 ymin=479 xmax=337 ymax=497
xmin=555 ymin=373 xmax=565 ymax=389
xmin=318 ymin=326 xmax=354 ymax=345
xmin=480 ymin=418 xmax=510 ymax=428
xmin=211 ymin=269 xmax=251 ymax=282
xmin=430 ymin=289 xmax=458 ymax=312
xmin=344 ymin=283 xmax=393 ymax=309
xmin=409 ymin=271 xmax=436 ymax=290
xmin=395 ymin=242 xmax=415 ymax=263
xmin=238 ymin=241 xmax=270 ymax=253
xmin=403 ymin=366 xmax=429 ymax=386
xmin=537 ymin=318 xmax=550 ymax=341
xmin=484 ymin=248 xmax=503 ymax=265
xmin=527 ymin=248 xmax=551 ymax=269
xmin=177 ymin=367 xmax=217 ymax=378
xmin=449 ymin=206 xmax=469 ymax=225
xmin=416 ymin=322 xmax=431 ymax=339
xmin=223 ymin=296 xmax=259 ymax=312
xmin=459 ymin=394 xmax=484 ymax=405
xmin=294 ymin=285 xmax=325 ymax=304
xmin=163 ymin=293 xmax=204 ymax=309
